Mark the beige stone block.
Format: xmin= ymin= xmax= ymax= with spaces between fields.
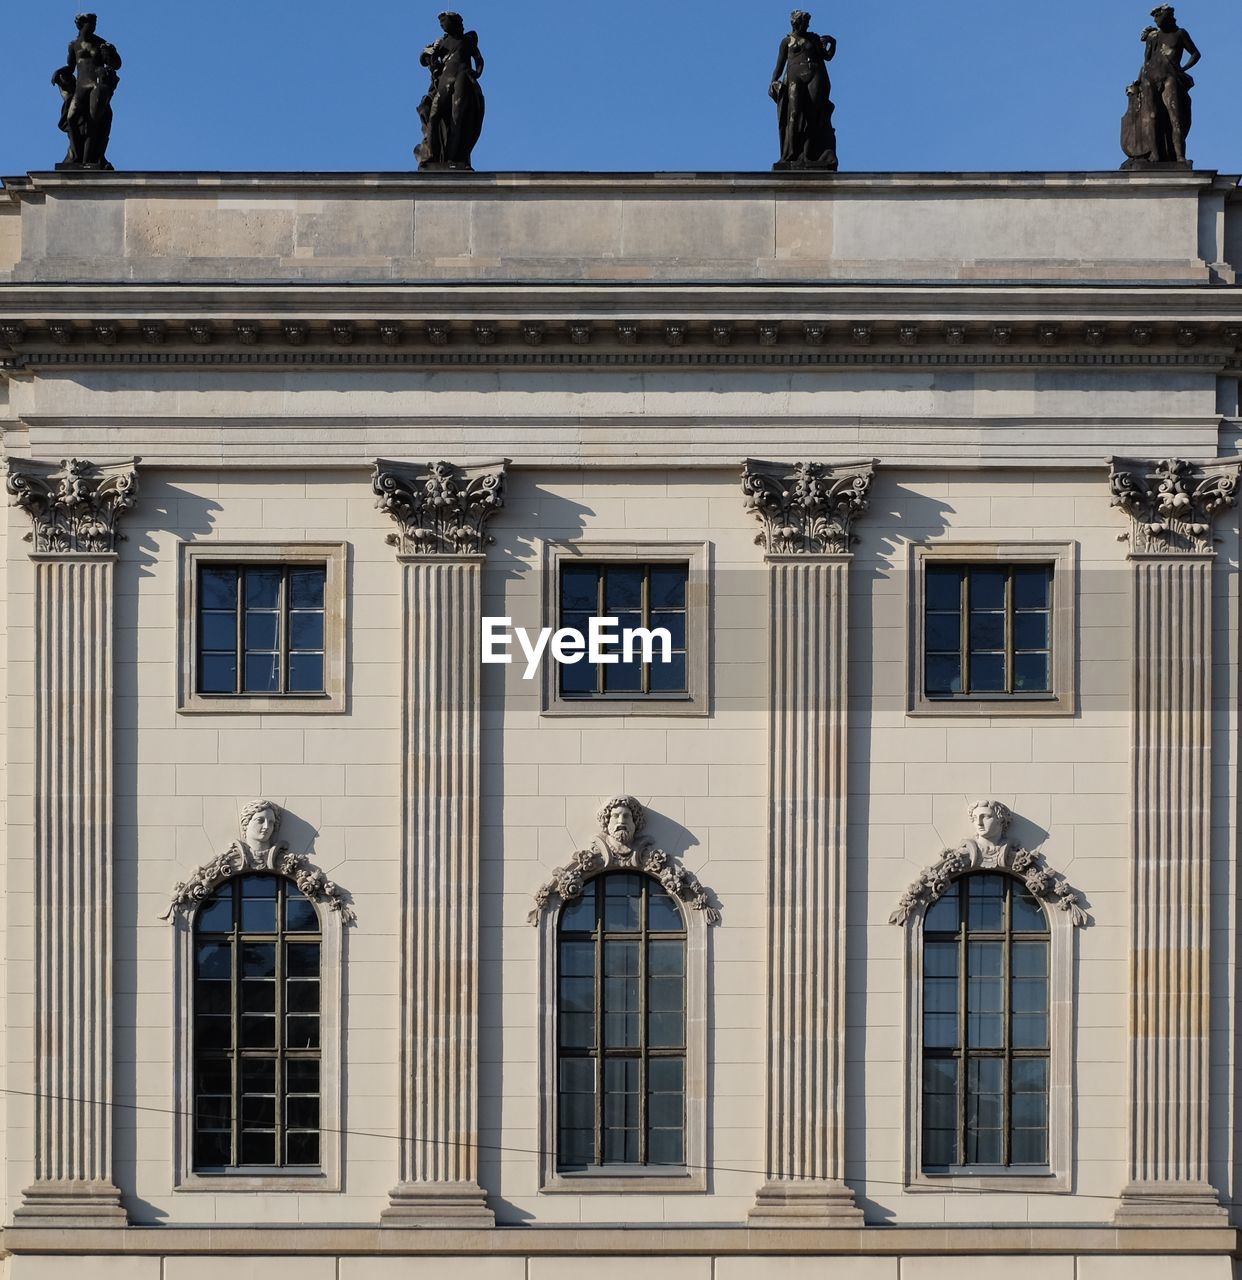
xmin=341 ymin=1262 xmax=526 ymax=1280
xmin=902 ymin=1258 xmax=1074 ymax=1280
xmin=530 ymin=1261 xmax=711 ymax=1280
xmin=9 ymin=1259 xmax=161 ymax=1280
xmin=716 ymin=1262 xmax=897 ymax=1280
xmin=1077 ymin=1261 xmax=1233 ymax=1280
xmin=167 ymin=1261 xmax=335 ymax=1280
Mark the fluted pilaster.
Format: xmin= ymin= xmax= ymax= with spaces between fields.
xmin=743 ymin=459 xmax=873 ymax=1226
xmin=1110 ymin=456 xmax=1239 ymax=1226
xmin=376 ymin=459 xmax=505 ymax=1228
xmin=7 ymin=457 xmax=139 ymax=1226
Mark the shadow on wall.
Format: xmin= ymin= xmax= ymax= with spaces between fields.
xmin=847 ymin=478 xmax=951 ymax=1223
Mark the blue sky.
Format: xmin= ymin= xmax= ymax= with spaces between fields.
xmin=4 ymin=1 xmax=1240 ymax=174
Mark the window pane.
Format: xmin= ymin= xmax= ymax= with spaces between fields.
xmin=285 ymin=894 xmax=320 ymax=933
xmin=922 ymin=1057 xmax=958 ymax=1167
xmin=648 ymin=611 xmax=686 ymax=651
xmin=244 ymin=568 xmax=281 ymax=609
xmin=604 ymin=567 xmax=642 ymax=611
xmin=603 ymin=942 xmax=640 ymax=1049
xmin=240 ymin=1130 xmax=276 ymax=1166
xmin=648 ymin=890 xmax=683 ymax=934
xmin=290 ymin=611 xmax=325 ymax=651
xmin=1014 ymin=652 xmax=1050 ymax=693
xmin=967 ymin=877 xmax=1005 ymax=932
xmin=926 ymin=567 xmax=963 ymax=611
xmin=244 ymin=652 xmax=280 ymax=694
xmin=289 ymin=567 xmax=326 ymax=609
xmin=195 ymin=1130 xmax=231 ymax=1167
xmin=965 ymin=1057 xmax=1004 ymax=1163
xmin=240 ymin=978 xmax=276 ymax=1013
xmin=286 ymin=1131 xmax=320 ymax=1166
xmin=970 ymin=569 xmax=1006 ymax=610
xmin=200 ymin=653 xmax=237 ymax=694
xmin=287 ymin=942 xmax=320 ymax=977
xmin=561 ymin=566 xmax=599 ymax=612
xmin=1013 ymin=940 xmax=1049 ymax=977
xmin=649 ymin=939 xmax=685 ymax=977
xmin=241 ymin=1058 xmax=276 ymax=1093
xmin=560 ymin=882 xmax=596 ymax=932
xmin=925 ymin=612 xmax=961 ymax=652
xmin=240 ymin=1014 xmax=276 ymax=1048
xmin=924 ymin=885 xmax=960 ymax=932
xmin=967 ymin=941 xmax=1004 ymax=1049
xmin=286 ymin=1095 xmax=319 ymax=1130
xmin=1011 ymin=886 xmax=1047 ymax=934
xmin=969 ymin=652 xmax=1005 ymax=692
xmin=286 ymin=979 xmax=320 ymax=1014
xmin=603 ymin=1058 xmax=640 ymax=1163
xmin=288 ymin=652 xmax=325 ymax=693
xmin=1014 ymin=612 xmax=1048 ymax=651
xmin=196 ymin=979 xmax=230 ymax=1015
xmin=648 ymin=652 xmax=687 ymax=693
xmin=925 ymin=653 xmax=962 ymax=696
xmin=201 ymin=611 xmax=237 ymax=652
xmin=1013 ymin=566 xmax=1050 ymax=609
xmin=201 ymin=567 xmax=239 ymax=610
xmin=241 ymin=943 xmax=276 ymax=978
xmin=287 ymin=1059 xmax=320 ymax=1094
xmin=603 ymin=876 xmax=642 ymax=932
xmin=969 ymin=611 xmax=1005 ymax=651
xmin=560 ymin=657 xmax=597 ymax=697
xmin=196 ymin=1016 xmax=232 ymax=1050
xmin=287 ymin=1015 xmax=320 ymax=1050
xmin=558 ymin=1056 xmax=596 ymax=1169
xmin=197 ymin=891 xmax=234 ymax=933
xmin=605 ymin=658 xmax=642 ymax=694
xmin=196 ymin=942 xmax=232 ymax=980
xmin=245 ymin=611 xmax=279 ymax=651
xmin=649 ymin=567 xmax=687 ymax=609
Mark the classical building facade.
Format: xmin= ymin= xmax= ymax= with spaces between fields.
xmin=0 ymin=168 xmax=1239 ymax=1276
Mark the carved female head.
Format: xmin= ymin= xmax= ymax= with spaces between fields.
xmin=597 ymin=795 xmax=646 ymax=844
xmin=240 ymin=799 xmax=282 ymax=850
xmin=790 ymin=10 xmax=812 ymax=32
xmin=968 ymin=799 xmax=1012 ymax=843
xmin=438 ymin=11 xmax=465 ymax=35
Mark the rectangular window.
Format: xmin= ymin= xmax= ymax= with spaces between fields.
xmin=179 ymin=542 xmax=347 ymax=714
xmin=908 ymin=543 xmax=1075 ymax=718
xmin=558 ymin=563 xmax=689 ymax=701
xmin=198 ymin=564 xmax=327 ymax=697
xmin=924 ymin=564 xmax=1052 ymax=699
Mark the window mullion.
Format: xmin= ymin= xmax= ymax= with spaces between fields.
xmin=234 ymin=568 xmax=244 ymax=695
xmin=1003 ymin=881 xmax=1012 ymax=1166
xmin=960 ymin=572 xmax=971 ymax=696
xmin=596 ymin=573 xmax=606 ymax=696
xmin=595 ymin=888 xmax=604 ymax=1166
xmin=276 ymin=878 xmax=285 ymax=1168
xmin=230 ymin=881 xmax=241 ymax=1165
xmin=1004 ymin=569 xmax=1015 ymax=695
xmin=639 ymin=878 xmax=649 ymax=1165
xmin=957 ymin=882 xmax=968 ymax=1166
xmin=279 ymin=570 xmax=290 ymax=696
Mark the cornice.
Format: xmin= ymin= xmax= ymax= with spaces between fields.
xmin=4 ymin=168 xmax=1235 ymax=199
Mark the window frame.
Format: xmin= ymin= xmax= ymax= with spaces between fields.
xmin=172 ymin=871 xmax=344 ymax=1192
xmin=178 ymin=541 xmax=348 ymax=715
xmin=541 ymin=541 xmax=711 ymax=718
xmin=538 ymin=868 xmax=709 ymax=1193
xmin=908 ymin=541 xmax=1077 ymax=718
xmin=903 ymin=870 xmax=1073 ymax=1194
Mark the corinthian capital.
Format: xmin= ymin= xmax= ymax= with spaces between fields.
xmin=741 ymin=458 xmax=876 ymax=556
xmin=1109 ymin=456 xmax=1242 ymax=556
xmin=6 ymin=457 xmax=140 ymax=554
xmin=372 ymin=459 xmax=508 ymax=557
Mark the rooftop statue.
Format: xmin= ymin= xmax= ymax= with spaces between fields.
xmin=1121 ymin=5 xmax=1200 ymax=168
xmin=415 ymin=11 xmax=485 ymax=171
xmin=52 ymin=12 xmax=122 ymax=171
xmin=770 ymin=9 xmax=838 ymax=172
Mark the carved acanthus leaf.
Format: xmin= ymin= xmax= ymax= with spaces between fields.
xmin=741 ymin=458 xmax=875 ymax=555
xmin=160 ymin=841 xmax=357 ymax=925
xmin=372 ymin=458 xmax=508 ymax=556
xmin=890 ymin=841 xmax=1088 ymax=928
xmin=6 ymin=457 xmax=140 ymax=554
xmin=1109 ymin=456 xmax=1241 ymax=555
xmin=529 ymin=795 xmax=720 ymax=926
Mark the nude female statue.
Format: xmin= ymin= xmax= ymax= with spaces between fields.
xmin=415 ymin=11 xmax=486 ymax=171
xmin=52 ymin=13 xmax=122 ymax=170
xmin=1121 ymin=5 xmax=1201 ymax=167
xmin=769 ymin=10 xmax=838 ymax=171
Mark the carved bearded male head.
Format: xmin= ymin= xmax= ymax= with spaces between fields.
xmin=240 ymin=800 xmax=282 ymax=851
xmin=597 ymin=795 xmax=645 ymax=846
xmin=968 ymin=799 xmax=1012 ymax=845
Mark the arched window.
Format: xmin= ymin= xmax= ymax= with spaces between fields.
xmin=556 ymin=872 xmax=687 ymax=1171
xmin=192 ymin=874 xmax=322 ymax=1170
xmin=921 ymin=873 xmax=1050 ymax=1171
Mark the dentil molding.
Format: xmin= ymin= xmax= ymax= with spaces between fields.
xmin=741 ymin=458 xmax=876 ymax=555
xmin=372 ymin=458 xmax=508 ymax=556
xmin=160 ymin=800 xmax=355 ymax=925
xmin=1109 ymin=456 xmax=1242 ymax=555
xmin=529 ymin=795 xmax=721 ymax=926
xmin=890 ymin=799 xmax=1088 ymax=928
xmin=6 ymin=456 xmax=140 ymax=554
